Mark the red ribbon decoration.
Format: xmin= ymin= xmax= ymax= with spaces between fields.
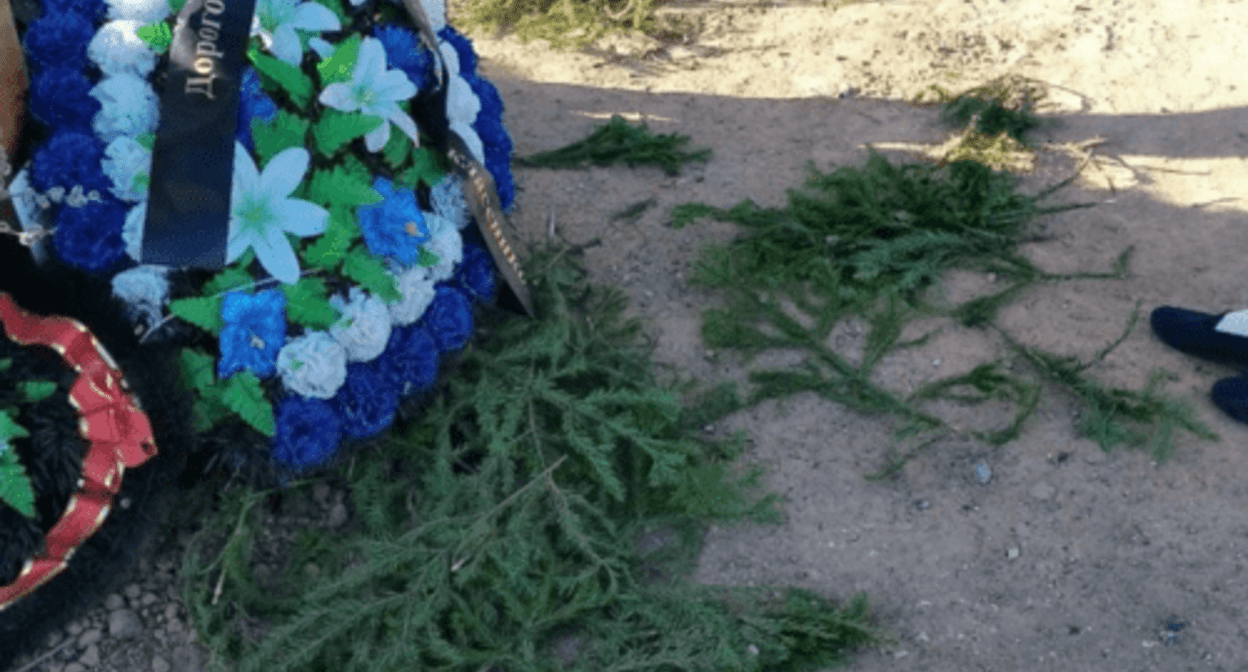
xmin=0 ymin=291 xmax=158 ymax=611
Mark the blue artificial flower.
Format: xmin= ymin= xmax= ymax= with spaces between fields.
xmin=430 ymin=173 xmax=470 ymax=230
xmin=328 ymin=286 xmax=393 ymax=362
xmin=111 ymin=264 xmax=170 ymax=329
xmin=454 ymin=242 xmax=496 ymax=303
xmin=89 ymin=73 xmax=160 ymax=143
xmin=373 ymin=25 xmax=434 ymax=93
xmin=272 ymin=394 xmax=344 ymax=472
xmin=103 ymin=0 xmax=170 ymax=23
xmin=236 ymin=67 xmax=279 ymax=154
xmin=332 ymin=359 xmax=399 ymax=439
xmin=380 ymin=322 xmax=439 ymax=397
xmin=418 ymin=285 xmax=473 ymax=354
xmin=45 ymin=0 xmax=108 ymax=22
xmin=318 ymin=37 xmax=421 ymax=153
xmin=22 ymin=11 xmax=95 ymax=74
xmin=217 ymin=289 xmax=288 ymax=379
xmin=386 ymin=264 xmax=436 ymax=326
xmin=228 ymin=143 xmax=329 ymax=284
xmin=88 ymin=19 xmax=160 ymax=78
xmin=29 ymin=130 xmax=110 ymax=194
xmin=276 ymin=330 xmax=348 ymax=399
xmin=436 ymin=26 xmax=476 ymax=77
xmin=52 ymin=196 xmax=130 ymax=274
xmin=30 ymin=68 xmax=102 ymax=131
xmin=356 ymin=176 xmax=430 ymax=265
xmin=422 ymin=213 xmax=462 ymax=283
xmin=486 ymin=150 xmax=516 ymax=213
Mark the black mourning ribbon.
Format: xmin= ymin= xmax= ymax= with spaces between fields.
xmin=142 ymin=0 xmax=257 ymax=269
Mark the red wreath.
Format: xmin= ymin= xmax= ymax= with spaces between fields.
xmin=0 ymin=291 xmax=158 ymax=610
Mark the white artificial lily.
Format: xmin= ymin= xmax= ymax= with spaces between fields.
xmin=318 ymin=38 xmax=421 ymax=153
xmin=228 ymin=143 xmax=330 ymax=284
xmin=438 ymin=42 xmax=485 ymax=165
xmin=250 ymin=0 xmax=341 ymax=68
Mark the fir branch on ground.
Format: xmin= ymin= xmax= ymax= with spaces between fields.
xmin=515 ymin=115 xmax=712 ymax=176
xmin=176 ymin=242 xmax=895 ymax=672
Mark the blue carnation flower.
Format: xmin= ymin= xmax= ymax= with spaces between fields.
xmin=30 ymin=67 xmax=102 ymax=131
xmin=29 ymin=130 xmax=110 ymax=194
xmin=436 ymin=25 xmax=476 ymax=77
xmin=218 ymin=289 xmax=288 ymax=380
xmin=236 ymin=66 xmax=279 ymax=154
xmin=52 ymin=197 xmax=129 ymax=274
xmin=332 ymin=359 xmax=400 ymax=439
xmin=453 ymin=242 xmax=496 ymax=304
xmin=419 ymin=285 xmax=473 ymax=354
xmin=272 ymin=395 xmax=344 ymax=473
xmin=356 ymin=177 xmax=430 ymax=266
xmin=381 ymin=323 xmax=439 ymax=396
xmin=23 ymin=11 xmax=95 ymax=74
xmin=485 ymin=150 xmax=516 ymax=212
xmin=43 ymin=0 xmax=107 ymax=21
xmin=373 ymin=24 xmax=434 ymax=93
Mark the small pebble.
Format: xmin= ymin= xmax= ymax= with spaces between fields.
xmin=974 ymin=463 xmax=992 ymax=484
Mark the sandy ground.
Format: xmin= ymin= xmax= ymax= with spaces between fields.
xmin=469 ymin=0 xmax=1248 ymax=669
xmin=12 ymin=0 xmax=1248 ymax=670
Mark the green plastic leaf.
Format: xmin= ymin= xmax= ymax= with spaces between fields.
xmin=221 ymin=372 xmax=275 ymax=437
xmin=190 ymin=393 xmax=231 ymax=433
xmin=312 ymin=109 xmax=385 ymax=157
xmin=167 ymin=0 xmax=187 ymax=13
xmin=135 ymin=132 xmax=157 ymax=151
xmin=305 ymin=165 xmax=384 ymax=207
xmin=381 ymin=122 xmax=412 ymax=168
xmin=0 ymin=449 xmax=36 ymax=519
xmin=301 ymin=206 xmax=360 ymax=270
xmin=178 ymin=348 xmax=217 ymax=394
xmin=169 ymin=296 xmax=225 ymax=335
xmin=247 ymin=46 xmax=314 ymax=108
xmin=17 ymin=380 xmax=56 ymax=404
xmin=0 ymin=358 xmax=11 ymax=372
xmin=416 ymin=247 xmax=440 ymax=268
xmin=251 ymin=111 xmax=312 ymax=171
xmin=281 ymin=276 xmax=343 ymax=329
xmin=202 ymin=265 xmax=256 ymax=297
xmin=315 ymin=33 xmax=363 ymax=87
xmin=0 ymin=411 xmax=30 ymax=442
xmin=136 ymin=21 xmax=172 ymax=53
xmin=397 ymin=147 xmax=446 ymax=189
xmin=341 ymin=246 xmax=402 ymax=302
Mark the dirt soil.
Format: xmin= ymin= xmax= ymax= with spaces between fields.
xmin=473 ymin=0 xmax=1248 ymax=669
xmin=11 ymin=0 xmax=1248 ymax=671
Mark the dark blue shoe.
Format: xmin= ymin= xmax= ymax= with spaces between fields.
xmin=1150 ymin=306 xmax=1248 ymax=369
xmin=1212 ymin=376 xmax=1248 ymax=425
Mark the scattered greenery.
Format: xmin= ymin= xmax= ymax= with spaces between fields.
xmin=171 ymin=76 xmax=1224 ymax=672
xmin=177 ymin=241 xmax=895 ymax=672
xmin=516 ymin=114 xmax=712 ymax=176
xmin=451 ymin=0 xmax=665 ymax=51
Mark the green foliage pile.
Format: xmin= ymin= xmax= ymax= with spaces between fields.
xmin=177 ymin=242 xmax=895 ymax=671
xmin=664 ymin=77 xmax=1219 ymax=476
xmin=517 ymin=114 xmax=712 ymax=176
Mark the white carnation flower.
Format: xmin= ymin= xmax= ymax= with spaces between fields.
xmin=110 ymin=264 xmax=169 ymax=329
xmin=106 ymin=0 xmax=171 ymax=23
xmin=122 ymin=201 xmax=146 ymax=262
xmin=101 ymin=135 xmax=152 ymax=203
xmin=422 ymin=213 xmax=462 ymax=283
xmin=276 ymin=331 xmax=349 ymax=399
xmin=328 ymin=286 xmax=393 ymax=362
xmin=386 ymin=264 xmax=436 ymax=326
xmin=430 ymin=173 xmax=471 ymax=230
xmin=88 ymin=21 xmax=158 ymax=78
xmin=89 ymin=74 xmax=159 ymax=144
